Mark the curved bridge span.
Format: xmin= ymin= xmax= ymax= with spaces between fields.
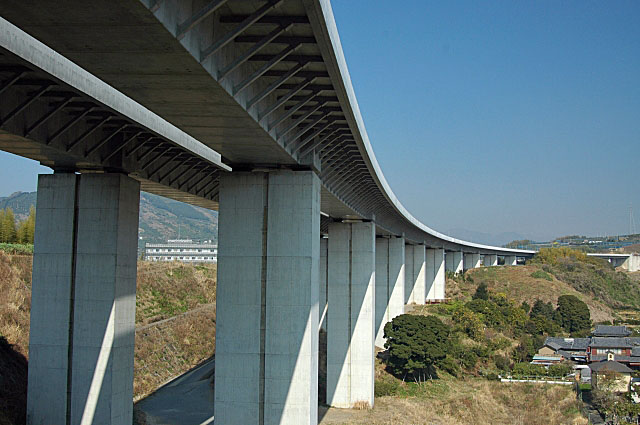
xmin=0 ymin=1 xmax=534 ymax=424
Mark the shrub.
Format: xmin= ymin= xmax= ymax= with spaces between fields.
xmin=530 ymin=270 xmax=553 ymax=281
xmin=374 ymin=379 xmax=400 ymax=397
xmin=493 ymin=354 xmax=511 ymax=371
xmin=473 ymin=282 xmax=489 ymax=300
xmin=512 ymin=362 xmax=547 ymax=378
xmin=383 ymin=314 xmax=450 ymax=379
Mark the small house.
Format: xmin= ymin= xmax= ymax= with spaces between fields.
xmin=590 ymin=354 xmax=633 ymax=393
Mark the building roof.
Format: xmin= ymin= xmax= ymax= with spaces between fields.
xmin=545 ymin=337 xmax=590 ymax=351
xmin=590 ymin=337 xmax=634 ymax=348
xmin=591 ymin=355 xmax=640 ymax=364
xmin=593 ymin=325 xmax=632 ymax=337
xmin=589 ymin=360 xmax=633 ymax=373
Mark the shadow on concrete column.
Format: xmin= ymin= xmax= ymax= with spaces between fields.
xmin=214 ymin=170 xmax=320 ymax=425
xmin=326 ymin=221 xmax=375 ymax=409
xmin=374 ymin=237 xmax=404 ymax=348
xmin=27 ymin=173 xmax=140 ymax=425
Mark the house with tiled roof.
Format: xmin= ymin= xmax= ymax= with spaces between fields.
xmin=593 ymin=325 xmax=632 ymax=337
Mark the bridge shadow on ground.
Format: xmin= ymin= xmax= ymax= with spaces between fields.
xmin=0 ymin=336 xmax=28 ymax=425
xmin=134 ymin=355 xmax=215 ymax=425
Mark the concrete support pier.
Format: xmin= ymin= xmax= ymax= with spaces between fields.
xmin=375 ymin=237 xmax=405 ymax=348
xmin=504 ymin=255 xmax=517 ymax=266
xmin=214 ymin=171 xmax=320 ymax=425
xmin=320 ymin=237 xmax=328 ymax=331
xmin=484 ymin=254 xmax=498 ymax=267
xmin=452 ymin=251 xmax=463 ymax=274
xmin=405 ymin=244 xmax=426 ymax=304
xmin=463 ymin=253 xmax=481 ymax=270
xmin=28 ymin=173 xmax=140 ymax=425
xmin=327 ymin=221 xmax=375 ymax=408
xmin=426 ymin=248 xmax=445 ymax=301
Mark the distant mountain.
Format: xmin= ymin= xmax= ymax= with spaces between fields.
xmin=0 ymin=192 xmax=37 ymax=221
xmin=445 ymin=228 xmax=542 ymax=247
xmin=0 ymin=191 xmax=218 ymax=249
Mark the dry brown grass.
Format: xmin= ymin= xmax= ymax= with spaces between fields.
xmin=0 ymin=254 xmax=217 ymax=402
xmin=321 ymin=374 xmax=587 ymax=425
xmin=134 ymin=306 xmax=216 ymax=398
xmin=0 ymin=252 xmax=31 ymax=358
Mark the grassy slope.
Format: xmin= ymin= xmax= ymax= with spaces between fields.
xmin=336 ymin=259 xmax=640 ymax=425
xmin=448 ymin=264 xmax=615 ymax=322
xmin=320 ymin=359 xmax=586 ymax=425
xmin=0 ymin=254 xmax=216 ymax=424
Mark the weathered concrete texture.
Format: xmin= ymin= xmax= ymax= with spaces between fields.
xmin=464 ymin=253 xmax=482 ymax=270
xmin=214 ymin=171 xmax=320 ymax=425
xmin=406 ymin=245 xmax=426 ymax=305
xmin=28 ymin=173 xmax=140 ymax=425
xmin=504 ymin=255 xmax=517 ymax=266
xmin=484 ymin=254 xmax=498 ymax=267
xmin=327 ymin=221 xmax=375 ymax=409
xmin=453 ymin=251 xmax=464 ymax=274
xmin=426 ymin=249 xmax=445 ymax=301
xmin=374 ymin=237 xmax=404 ymax=348
xmin=320 ymin=237 xmax=328 ymax=331
xmin=404 ymin=245 xmax=414 ymax=304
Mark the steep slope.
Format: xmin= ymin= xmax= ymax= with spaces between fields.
xmin=0 ymin=252 xmax=217 ymax=424
xmin=449 ymin=264 xmax=615 ymax=322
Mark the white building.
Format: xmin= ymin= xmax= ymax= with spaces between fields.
xmin=144 ymin=239 xmax=217 ymax=263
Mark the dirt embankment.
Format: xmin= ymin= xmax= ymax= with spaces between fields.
xmin=0 ymin=254 xmax=217 ymax=423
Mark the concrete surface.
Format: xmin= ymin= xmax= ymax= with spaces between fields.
xmin=374 ymin=237 xmax=404 ymax=348
xmin=28 ymin=173 xmax=140 ymax=425
xmin=426 ymin=249 xmax=445 ymax=301
xmin=326 ymin=221 xmax=375 ymax=409
xmin=214 ymin=170 xmax=320 ymax=425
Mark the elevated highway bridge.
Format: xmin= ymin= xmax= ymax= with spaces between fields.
xmin=1 ymin=1 xmax=535 ymax=424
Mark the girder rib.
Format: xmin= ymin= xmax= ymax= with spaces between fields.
xmin=233 ymin=43 xmax=300 ymax=96
xmin=218 ymin=23 xmax=292 ymax=81
xmin=246 ymin=61 xmax=305 ymax=109
xmin=258 ymin=77 xmax=314 ymax=121
xmin=200 ymin=0 xmax=284 ymax=63
xmin=176 ymin=0 xmax=229 ymax=40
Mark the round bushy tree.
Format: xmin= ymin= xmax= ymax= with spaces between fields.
xmin=383 ymin=314 xmax=449 ymax=379
xmin=555 ymin=295 xmax=591 ymax=334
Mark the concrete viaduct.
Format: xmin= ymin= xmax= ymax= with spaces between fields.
xmin=0 ymin=1 xmax=536 ymax=424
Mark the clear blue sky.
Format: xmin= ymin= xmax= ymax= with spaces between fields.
xmin=1 ymin=1 xmax=638 ymax=241
xmin=330 ymin=0 xmax=640 ymax=240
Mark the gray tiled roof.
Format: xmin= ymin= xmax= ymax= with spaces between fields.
xmin=545 ymin=337 xmax=590 ymax=351
xmin=591 ymin=355 xmax=640 ymax=363
xmin=590 ymin=337 xmax=633 ymax=348
xmin=592 ymin=325 xmax=632 ymax=337
xmin=590 ymin=360 xmax=633 ymax=373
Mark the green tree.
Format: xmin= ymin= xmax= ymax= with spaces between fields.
xmin=0 ymin=208 xmax=17 ymax=243
xmin=555 ymin=294 xmax=591 ymax=334
xmin=16 ymin=206 xmax=36 ymax=244
xmin=520 ymin=301 xmax=531 ymax=314
xmin=530 ymin=299 xmax=554 ymax=318
xmin=473 ymin=282 xmax=489 ymax=300
xmin=383 ymin=314 xmax=450 ymax=380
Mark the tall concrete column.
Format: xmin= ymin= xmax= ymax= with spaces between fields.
xmin=375 ymin=237 xmax=405 ymax=348
xmin=214 ymin=170 xmax=320 ymax=425
xmin=404 ymin=245 xmax=414 ymax=304
xmin=28 ymin=173 xmax=140 ymax=425
xmin=484 ymin=254 xmax=498 ymax=267
xmin=505 ymin=255 xmax=517 ymax=266
xmin=453 ymin=251 xmax=464 ymax=274
xmin=472 ymin=253 xmax=481 ymax=268
xmin=405 ymin=244 xmax=426 ymax=304
xmin=426 ymin=248 xmax=445 ymax=301
xmin=445 ymin=252 xmax=453 ymax=272
xmin=320 ymin=237 xmax=328 ymax=331
xmin=327 ymin=221 xmax=375 ymax=409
